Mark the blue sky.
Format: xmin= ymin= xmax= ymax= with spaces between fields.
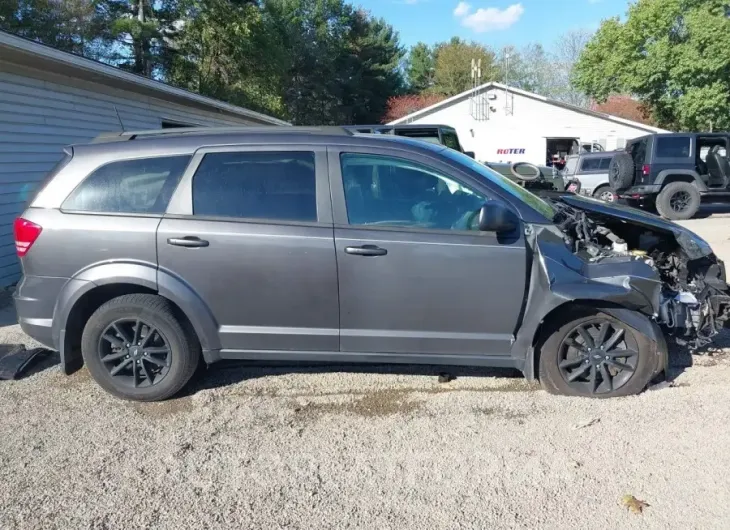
xmin=355 ymin=0 xmax=631 ymax=49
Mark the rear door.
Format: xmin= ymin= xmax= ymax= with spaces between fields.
xmin=158 ymin=144 xmax=339 ymax=353
xmin=328 ymin=146 xmax=527 ymax=358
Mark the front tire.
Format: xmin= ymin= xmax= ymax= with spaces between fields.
xmin=655 ymin=181 xmax=701 ymax=220
xmin=81 ymin=294 xmax=200 ymax=401
xmin=538 ymin=308 xmax=657 ymax=398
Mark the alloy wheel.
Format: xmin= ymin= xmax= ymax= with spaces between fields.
xmin=98 ymin=318 xmax=171 ymax=388
xmin=557 ymin=319 xmax=638 ymax=395
xmin=599 ymin=190 xmax=616 ymax=202
xmin=669 ymin=191 xmax=691 ymax=213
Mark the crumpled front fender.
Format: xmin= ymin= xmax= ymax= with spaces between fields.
xmin=512 ymin=225 xmax=665 ymax=379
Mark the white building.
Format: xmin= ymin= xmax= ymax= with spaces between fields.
xmin=390 ymin=82 xmax=666 ymax=165
xmin=0 ymin=30 xmax=287 ymax=286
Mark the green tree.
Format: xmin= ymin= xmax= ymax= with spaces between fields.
xmin=169 ymin=0 xmax=285 ymax=117
xmin=0 ymin=0 xmax=106 ymax=57
xmin=573 ymin=0 xmax=730 ymax=130
xmin=265 ymin=0 xmax=404 ymax=124
xmin=103 ymin=0 xmax=185 ymax=77
xmin=406 ymin=42 xmax=434 ymax=93
xmin=431 ymin=37 xmax=497 ymax=96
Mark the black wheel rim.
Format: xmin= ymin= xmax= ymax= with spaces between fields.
xmin=669 ymin=191 xmax=690 ymax=212
xmin=98 ymin=319 xmax=171 ymax=388
xmin=558 ymin=319 xmax=638 ymax=395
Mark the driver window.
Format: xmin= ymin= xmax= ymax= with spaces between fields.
xmin=340 ymin=153 xmax=486 ymax=231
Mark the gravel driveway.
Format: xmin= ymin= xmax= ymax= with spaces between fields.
xmin=2 ymin=212 xmax=730 ymax=530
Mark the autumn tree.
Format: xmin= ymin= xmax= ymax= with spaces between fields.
xmin=592 ymin=95 xmax=653 ymax=125
xmin=381 ymin=93 xmax=446 ymax=123
xmin=431 ymin=37 xmax=498 ymax=96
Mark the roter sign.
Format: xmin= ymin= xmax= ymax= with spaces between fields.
xmin=497 ymin=148 xmax=526 ymax=154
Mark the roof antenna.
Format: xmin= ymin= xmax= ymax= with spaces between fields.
xmin=113 ymin=105 xmax=126 ymax=132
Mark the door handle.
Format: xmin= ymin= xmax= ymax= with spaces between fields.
xmin=167 ymin=236 xmax=209 ymax=248
xmin=345 ymin=245 xmax=387 ymax=257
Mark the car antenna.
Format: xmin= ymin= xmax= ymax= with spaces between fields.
xmin=113 ymin=105 xmax=126 ymax=132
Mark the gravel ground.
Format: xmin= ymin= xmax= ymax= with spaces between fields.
xmin=2 ymin=213 xmax=730 ymax=529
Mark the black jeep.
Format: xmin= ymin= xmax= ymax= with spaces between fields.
xmin=609 ymin=133 xmax=730 ymax=220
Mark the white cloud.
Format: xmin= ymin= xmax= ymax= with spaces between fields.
xmin=453 ymin=2 xmax=471 ymax=17
xmin=454 ymin=3 xmax=525 ymax=33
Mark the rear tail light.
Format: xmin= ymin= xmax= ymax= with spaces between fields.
xmin=14 ymin=218 xmax=42 ymax=257
xmin=642 ymin=164 xmax=651 ymax=176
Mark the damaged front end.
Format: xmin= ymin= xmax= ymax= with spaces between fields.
xmin=552 ymin=196 xmax=730 ymax=350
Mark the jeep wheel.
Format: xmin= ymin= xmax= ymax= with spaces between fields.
xmin=608 ymin=152 xmax=635 ymax=191
xmin=81 ymin=294 xmax=200 ymax=401
xmin=655 ymin=181 xmax=701 ymax=220
xmin=538 ymin=309 xmax=656 ymax=398
xmin=593 ymin=185 xmax=617 ymax=203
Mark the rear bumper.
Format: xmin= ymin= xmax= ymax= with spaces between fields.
xmin=619 ymin=184 xmax=661 ymax=197
xmin=14 ymin=275 xmax=68 ymax=350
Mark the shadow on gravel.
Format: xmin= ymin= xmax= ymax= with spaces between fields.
xmin=180 ymin=361 xmax=526 ymax=398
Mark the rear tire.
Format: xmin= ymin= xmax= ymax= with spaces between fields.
xmin=609 ymin=152 xmax=635 ymax=190
xmin=655 ymin=181 xmax=701 ymax=220
xmin=538 ymin=308 xmax=656 ymax=398
xmin=81 ymin=294 xmax=200 ymax=401
xmin=593 ymin=185 xmax=617 ymax=203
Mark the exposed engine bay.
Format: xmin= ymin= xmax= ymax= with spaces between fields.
xmin=552 ymin=199 xmax=730 ymax=350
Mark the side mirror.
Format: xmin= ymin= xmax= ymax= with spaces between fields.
xmin=477 ymin=201 xmax=517 ymax=233
xmin=464 ymin=151 xmax=476 ymax=159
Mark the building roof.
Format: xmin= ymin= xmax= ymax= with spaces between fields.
xmin=0 ymin=30 xmax=289 ymax=126
xmin=389 ymin=81 xmax=667 ymax=134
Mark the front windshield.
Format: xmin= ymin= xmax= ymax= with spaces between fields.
xmin=441 ymin=149 xmax=556 ymax=219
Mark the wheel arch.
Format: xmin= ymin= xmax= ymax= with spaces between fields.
xmin=657 ymin=170 xmax=707 ymax=192
xmin=525 ymin=300 xmax=667 ymax=382
xmin=54 ymin=262 xmax=220 ymax=374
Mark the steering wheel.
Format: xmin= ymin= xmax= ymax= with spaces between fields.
xmin=509 ymin=162 xmax=542 ymax=181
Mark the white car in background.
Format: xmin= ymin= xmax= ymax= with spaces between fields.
xmin=561 ymin=152 xmax=618 ymax=202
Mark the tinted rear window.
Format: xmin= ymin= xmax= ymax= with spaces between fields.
xmin=655 ymin=137 xmax=691 ymax=158
xmin=62 ymin=155 xmax=190 ymax=214
xmin=192 ymin=151 xmax=317 ymax=222
xmin=580 ymin=157 xmax=612 ymax=172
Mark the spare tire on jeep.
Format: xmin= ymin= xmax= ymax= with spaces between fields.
xmin=609 ymin=152 xmax=635 ymax=190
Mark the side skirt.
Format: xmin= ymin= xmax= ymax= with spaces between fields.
xmin=204 ymin=349 xmax=525 ymax=372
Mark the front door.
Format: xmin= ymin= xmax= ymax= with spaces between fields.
xmin=158 ymin=145 xmax=339 ymax=353
xmin=328 ymin=148 xmax=527 ymax=358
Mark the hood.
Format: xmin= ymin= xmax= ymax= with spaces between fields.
xmin=555 ymin=194 xmax=713 ymax=260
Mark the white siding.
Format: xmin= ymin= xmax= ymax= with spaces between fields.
xmin=0 ymin=60 xmax=265 ymax=286
xmin=402 ymin=87 xmax=656 ymax=166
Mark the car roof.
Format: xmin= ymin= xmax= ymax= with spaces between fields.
xmin=345 ymin=124 xmax=455 ymax=131
xmin=73 ymin=126 xmax=450 ymax=159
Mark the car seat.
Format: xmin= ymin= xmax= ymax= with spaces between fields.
xmin=705 ymin=145 xmax=730 ymax=188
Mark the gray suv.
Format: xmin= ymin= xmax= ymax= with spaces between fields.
xmin=14 ymin=127 xmax=730 ymax=401
xmin=561 ymin=152 xmax=617 ymax=202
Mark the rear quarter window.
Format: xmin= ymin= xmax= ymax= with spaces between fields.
xmin=655 ymin=137 xmax=691 ymax=158
xmin=579 ymin=157 xmax=612 ymax=172
xmin=62 ymin=155 xmax=191 ymax=214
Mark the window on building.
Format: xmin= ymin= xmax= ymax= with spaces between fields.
xmin=62 ymin=156 xmax=190 ymax=214
xmin=192 ymin=151 xmax=317 ymax=222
